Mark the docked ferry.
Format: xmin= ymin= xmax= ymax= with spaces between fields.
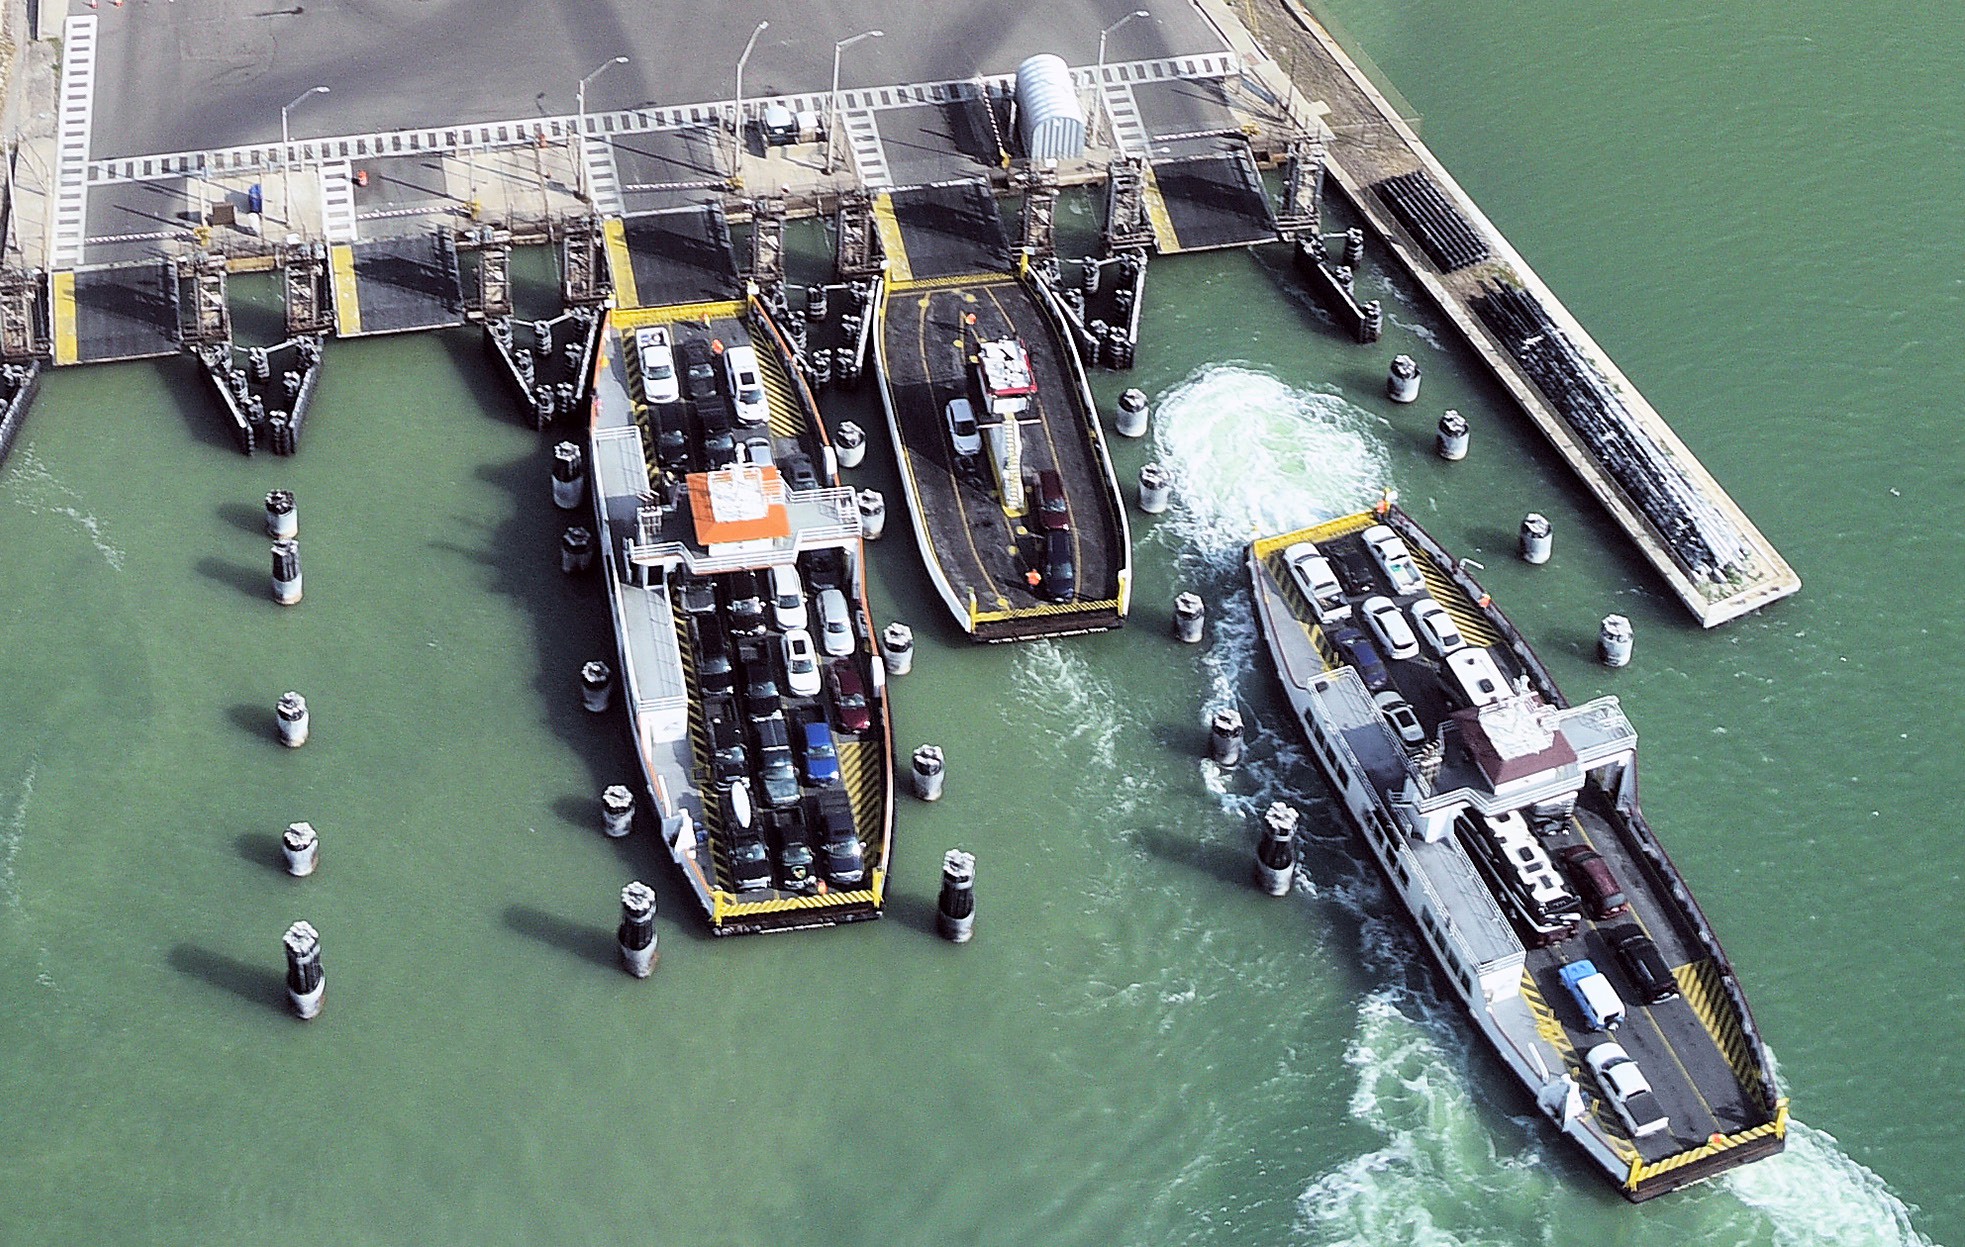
xmin=1249 ymin=502 xmax=1786 ymax=1199
xmin=587 ymin=300 xmax=893 ymax=935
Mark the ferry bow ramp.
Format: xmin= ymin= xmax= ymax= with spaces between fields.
xmin=872 ymin=181 xmax=1132 ymax=641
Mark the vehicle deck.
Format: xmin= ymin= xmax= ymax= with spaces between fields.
xmin=877 ymin=273 xmax=1128 ymax=640
xmin=1249 ymin=508 xmax=1784 ymax=1197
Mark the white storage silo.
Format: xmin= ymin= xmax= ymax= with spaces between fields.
xmin=1016 ymin=54 xmax=1086 ymax=162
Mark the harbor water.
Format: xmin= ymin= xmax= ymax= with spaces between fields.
xmin=3 ymin=2 xmax=1959 ymax=1242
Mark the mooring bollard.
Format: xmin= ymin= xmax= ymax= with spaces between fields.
xmin=835 ymin=421 xmax=867 ymax=469
xmin=1138 ymin=462 xmax=1171 ymax=514
xmin=618 ymin=881 xmax=659 ymax=978
xmin=276 ymin=691 xmax=310 ymax=748
xmin=911 ymin=745 xmax=945 ymax=801
xmin=937 ymin=849 xmax=976 ymax=943
xmin=1173 ymin=592 xmax=1206 ymax=644
xmin=580 ymin=660 xmax=613 ymax=713
xmin=1599 ymin=615 xmax=1633 ymax=668
xmin=857 ymin=489 xmax=886 ymax=540
xmin=805 ymin=283 xmax=829 ymax=322
xmin=270 ymin=539 xmax=303 ymax=606
xmin=283 ymin=921 xmax=325 ymax=1020
xmin=1343 ymin=227 xmax=1366 ymax=269
xmin=1436 ymin=410 xmax=1470 ymax=461
xmin=1254 ymin=801 xmax=1299 ymax=896
xmin=561 ymin=526 xmax=594 ymax=574
xmin=1359 ymin=300 xmax=1384 ymax=344
xmin=601 ymin=784 xmax=635 ymax=838
xmin=881 ymin=623 xmax=914 ymax=676
xmin=1520 ymin=513 xmax=1553 ymax=565
xmin=282 ymin=821 xmax=319 ymax=877
xmin=551 ymin=441 xmax=585 ymax=510
xmin=264 ymin=489 xmax=297 ymax=540
xmin=1387 ymin=354 xmax=1421 ymax=403
xmin=1209 ymin=708 xmax=1245 ymax=768
xmin=1114 ymin=387 xmax=1149 ymax=438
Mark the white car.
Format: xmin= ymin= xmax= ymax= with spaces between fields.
xmin=1585 ymin=1043 xmax=1671 ymax=1139
xmin=768 ymin=564 xmax=807 ymax=631
xmin=815 ymin=588 xmax=854 ymax=657
xmin=1362 ymin=595 xmax=1421 ymax=660
xmin=1362 ymin=524 xmax=1426 ymax=597
xmin=723 ymin=344 xmax=770 ymax=426
xmin=636 ymin=327 xmax=679 ymax=404
xmin=944 ymin=397 xmax=981 ymax=457
xmin=781 ymin=628 xmax=821 ymax=697
xmin=1409 ymin=597 xmax=1466 ymax=658
xmin=1284 ymin=542 xmax=1350 ymax=624
xmin=1373 ymin=689 xmax=1425 ymax=747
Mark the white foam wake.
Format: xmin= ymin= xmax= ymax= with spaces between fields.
xmin=1723 ymin=1116 xmax=1935 ymax=1246
xmin=0 ymin=758 xmax=37 ymax=913
xmin=6 ymin=447 xmax=127 ymax=570
xmin=1149 ymin=364 xmax=1391 ymax=564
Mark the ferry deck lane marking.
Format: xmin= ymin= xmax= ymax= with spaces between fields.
xmin=915 ymin=290 xmax=1008 ymax=608
xmin=1141 ymin=165 xmax=1182 ymax=254
xmin=49 ymin=271 xmax=77 ymax=366
xmin=872 ymin=193 xmax=913 ymax=285
xmin=981 ymin=285 xmax=1081 ymax=586
xmin=328 ymin=244 xmax=362 ymax=336
xmin=604 ymin=217 xmax=639 ymax=310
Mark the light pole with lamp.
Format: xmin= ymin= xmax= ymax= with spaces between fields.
xmin=1095 ymin=9 xmax=1149 ymax=155
xmin=825 ymin=29 xmax=884 ymax=176
xmin=280 ymin=85 xmax=330 ymax=228
xmin=576 ymin=55 xmax=630 ymax=202
xmin=731 ymin=20 xmax=770 ymax=168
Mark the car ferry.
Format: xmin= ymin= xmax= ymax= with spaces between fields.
xmin=1249 ymin=501 xmax=1786 ymax=1199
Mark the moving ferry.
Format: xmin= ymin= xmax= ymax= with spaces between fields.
xmin=1249 ymin=502 xmax=1786 ymax=1199
xmin=587 ymin=301 xmax=893 ymax=935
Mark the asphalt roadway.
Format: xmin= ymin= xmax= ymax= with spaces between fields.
xmin=83 ymin=0 xmax=1228 ymax=160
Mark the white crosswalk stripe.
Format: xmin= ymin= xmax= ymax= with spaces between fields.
xmin=319 ymin=161 xmax=358 ymax=243
xmin=841 ymin=110 xmax=891 ymax=189
xmin=51 ymin=16 xmax=99 ymax=270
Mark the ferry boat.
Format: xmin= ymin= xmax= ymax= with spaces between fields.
xmin=870 ymin=181 xmax=1131 ymax=642
xmin=587 ymin=299 xmax=893 ymax=936
xmin=1248 ymin=502 xmax=1786 ymax=1199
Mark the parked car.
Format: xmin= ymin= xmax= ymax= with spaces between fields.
xmin=1362 ymin=523 xmax=1427 ymax=596
xmin=635 ymin=326 xmax=679 ymax=403
xmin=812 ymin=788 xmax=865 ymax=886
xmin=718 ymin=776 xmax=755 ymax=833
xmin=768 ymin=563 xmax=807 ymax=631
xmin=1557 ymin=844 xmax=1630 ymax=919
xmin=1040 ymin=529 xmax=1077 ymax=602
xmin=752 ymin=714 xmax=800 ymax=808
xmin=727 ymin=826 xmax=773 ymax=892
xmin=1362 ymin=594 xmax=1421 ymax=660
xmin=1409 ymin=597 xmax=1467 ymax=657
xmin=825 ymin=660 xmax=872 ymax=734
xmin=1373 ymin=689 xmax=1426 ymax=747
xmin=773 ymin=811 xmax=817 ymax=893
xmin=801 ymin=720 xmax=841 ymax=787
xmin=1330 ymin=626 xmax=1391 ymax=692
xmin=1033 ymin=468 xmax=1070 ymax=531
xmin=692 ymin=617 xmax=735 ymax=695
xmin=815 ymin=588 xmax=855 ymax=656
xmin=678 ymin=338 xmax=720 ymax=403
xmin=676 ymin=571 xmax=718 ymax=617
xmin=1285 ymin=541 xmax=1349 ymax=624
xmin=781 ymin=628 xmax=821 ymax=697
xmin=721 ymin=569 xmax=767 ymax=637
xmin=780 ymin=452 xmax=820 ymax=491
xmin=944 ymin=397 xmax=981 ymax=457
xmin=1585 ymin=1042 xmax=1671 ymax=1139
xmin=723 ymin=343 xmax=770 ymax=426
xmin=707 ymin=707 xmax=748 ymax=783
xmin=1559 ymin=959 xmax=1626 ymax=1032
xmin=1609 ymin=927 xmax=1679 ymax=1005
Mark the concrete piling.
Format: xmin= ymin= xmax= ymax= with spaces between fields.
xmin=936 ymin=849 xmax=976 ymax=943
xmin=805 ymin=283 xmax=829 ymax=322
xmin=857 ymin=489 xmax=886 ymax=540
xmin=270 ymin=539 xmax=303 ymax=605
xmin=580 ymin=660 xmax=613 ymax=713
xmin=1254 ymin=801 xmax=1299 ymax=896
xmin=835 ymin=421 xmax=867 ymax=469
xmin=617 ymin=882 xmax=659 ymax=978
xmin=1138 ymin=462 xmax=1171 ymax=514
xmin=911 ymin=745 xmax=946 ymax=801
xmin=281 ymin=821 xmax=320 ymax=877
xmin=264 ymin=489 xmax=297 ymax=540
xmin=1209 ymin=708 xmax=1245 ymax=768
xmin=1173 ymin=592 xmax=1206 ymax=644
xmin=561 ymin=525 xmax=594 ymax=574
xmin=601 ymin=784 xmax=635 ymax=838
xmin=282 ymin=921 xmax=325 ymax=1020
xmin=276 ymin=692 xmax=310 ymax=748
xmin=1387 ymin=354 xmax=1421 ymax=403
xmin=1114 ymin=387 xmax=1149 ymax=438
xmin=1343 ymin=227 xmax=1366 ymax=268
xmin=881 ymin=623 xmax=914 ymax=676
xmin=1598 ymin=615 xmax=1633 ymax=668
xmin=1436 ymin=410 xmax=1470 ymax=460
xmin=551 ymin=441 xmax=585 ymax=510
xmin=1520 ymin=513 xmax=1553 ymax=564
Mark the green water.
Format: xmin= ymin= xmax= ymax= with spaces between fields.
xmin=3 ymin=4 xmax=1958 ymax=1242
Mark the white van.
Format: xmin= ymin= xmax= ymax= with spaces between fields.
xmin=723 ymin=344 xmax=770 ymax=426
xmin=635 ymin=327 xmax=678 ymax=404
xmin=1361 ymin=524 xmax=1426 ymax=596
xmin=815 ymin=587 xmax=854 ymax=657
xmin=1442 ymin=646 xmax=1508 ymax=707
xmin=1409 ymin=598 xmax=1466 ymax=658
xmin=1284 ymin=542 xmax=1350 ymax=624
xmin=768 ymin=563 xmax=806 ymax=631
xmin=1361 ymin=595 xmax=1420 ymax=659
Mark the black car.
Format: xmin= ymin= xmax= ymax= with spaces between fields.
xmin=676 ymin=572 xmax=717 ymax=617
xmin=707 ymin=706 xmax=748 ymax=783
xmin=692 ymin=617 xmax=735 ymax=695
xmin=770 ymin=809 xmax=817 ymax=893
xmin=1039 ymin=529 xmax=1076 ymax=602
xmin=655 ymin=414 xmax=693 ymax=475
xmin=741 ymin=646 xmax=782 ymax=721
xmin=810 ymin=788 xmax=865 ymax=886
xmin=751 ymin=714 xmax=800 ymax=808
xmin=1609 ymin=927 xmax=1679 ymax=1005
xmin=697 ymin=407 xmax=737 ymax=469
xmin=780 ymin=452 xmax=820 ymax=491
xmin=727 ymin=826 xmax=773 ymax=892
xmin=678 ymin=338 xmax=720 ymax=403
xmin=800 ymin=547 xmax=845 ymax=591
xmin=1330 ymin=626 xmax=1392 ymax=691
xmin=722 ymin=569 xmax=767 ymax=637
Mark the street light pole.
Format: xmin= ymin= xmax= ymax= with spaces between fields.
xmin=826 ymin=29 xmax=884 ymax=177
xmin=732 ymin=20 xmax=769 ymax=169
xmin=280 ymin=85 xmax=330 ymax=229
xmin=576 ymin=55 xmax=630 ymax=203
xmin=1095 ymin=10 xmax=1149 ymax=155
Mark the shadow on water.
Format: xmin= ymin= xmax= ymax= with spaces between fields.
xmin=1131 ymin=825 xmax=1251 ymax=893
xmin=432 ymin=330 xmax=717 ymax=944
xmin=882 ymin=889 xmax=946 ymax=941
xmin=197 ymin=554 xmax=265 ymax=600
xmin=503 ymin=903 xmax=618 ymax=972
xmin=152 ymin=355 xmax=240 ymax=454
xmin=218 ymin=500 xmax=268 ymax=537
xmin=226 ymin=701 xmax=280 ymax=746
xmin=233 ymin=830 xmax=285 ymax=873
xmin=168 ymin=943 xmax=286 ymax=1011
